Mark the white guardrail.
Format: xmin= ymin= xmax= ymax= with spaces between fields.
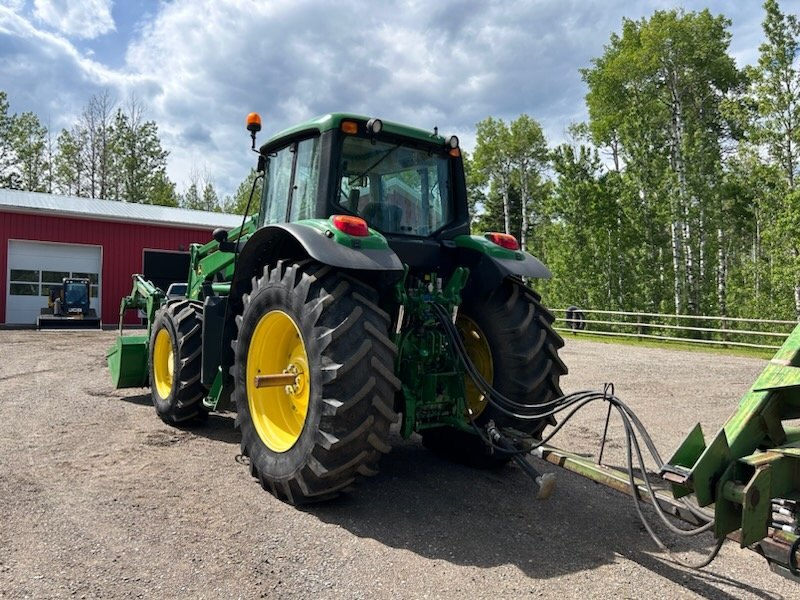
xmin=552 ymin=307 xmax=797 ymax=350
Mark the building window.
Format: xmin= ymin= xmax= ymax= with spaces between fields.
xmin=10 ymin=283 xmax=38 ymax=295
xmin=9 ymin=269 xmax=41 ymax=296
xmin=8 ymin=269 xmax=99 ymax=298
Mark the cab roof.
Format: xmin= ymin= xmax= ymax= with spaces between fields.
xmin=259 ymin=113 xmax=446 ymax=152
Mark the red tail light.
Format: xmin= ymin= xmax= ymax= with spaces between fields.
xmin=485 ymin=232 xmax=519 ymax=250
xmin=331 ymin=215 xmax=370 ymax=237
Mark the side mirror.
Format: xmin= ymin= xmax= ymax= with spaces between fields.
xmin=212 ymin=228 xmax=228 ymax=244
xmin=213 ymin=228 xmax=237 ymax=253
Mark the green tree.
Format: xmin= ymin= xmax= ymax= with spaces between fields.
xmin=181 ymin=182 xmax=201 ymax=210
xmin=180 ymin=170 xmax=221 ymax=212
xmin=509 ymin=115 xmax=548 ymax=249
xmin=472 ymin=114 xmax=550 ymax=249
xmin=10 ymin=112 xmax=48 ymax=192
xmin=748 ymin=0 xmax=800 ymax=318
xmin=149 ymin=171 xmax=179 ymax=207
xmin=0 ymin=91 xmax=14 ymax=187
xmin=223 ymin=168 xmax=263 ymax=215
xmin=201 ymin=182 xmax=221 ymax=212
xmin=543 ymin=144 xmax=628 ymax=309
xmin=53 ymin=127 xmax=86 ymax=196
xmin=750 ymin=0 xmax=800 ymax=189
xmin=583 ymin=9 xmax=741 ymax=315
xmin=112 ymin=97 xmax=171 ymax=204
xmin=472 ymin=117 xmax=514 ymax=235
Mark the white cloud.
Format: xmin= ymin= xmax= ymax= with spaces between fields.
xmin=123 ymin=0 xmax=621 ymax=193
xmin=33 ymin=0 xmax=115 ymax=39
xmin=3 ymin=0 xmax=799 ymax=198
xmin=0 ymin=6 xmax=153 ymax=131
xmin=0 ymin=0 xmax=26 ymax=12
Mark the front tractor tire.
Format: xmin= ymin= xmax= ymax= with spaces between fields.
xmin=233 ymin=260 xmax=399 ymax=505
xmin=422 ymin=279 xmax=567 ymax=466
xmin=148 ymin=300 xmax=208 ymax=424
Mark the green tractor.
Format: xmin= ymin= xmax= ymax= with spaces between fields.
xmin=109 ymin=112 xmax=566 ymax=504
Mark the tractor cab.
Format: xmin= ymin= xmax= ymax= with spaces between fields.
xmin=38 ymin=277 xmax=99 ymax=329
xmin=254 ymin=114 xmax=471 ymax=274
xmin=61 ymin=278 xmax=92 ymax=315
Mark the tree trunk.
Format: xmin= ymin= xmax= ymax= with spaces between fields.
xmin=671 ymin=220 xmax=683 ymax=314
xmin=501 ymin=174 xmax=511 ymax=235
xmin=683 ymin=217 xmax=696 ymax=314
xmin=794 ymin=248 xmax=800 ymax=322
xmin=519 ymin=169 xmax=529 ymax=249
xmin=754 ymin=212 xmax=761 ymax=298
xmin=717 ymin=228 xmax=727 ymax=315
xmin=795 ymin=282 xmax=800 ymax=322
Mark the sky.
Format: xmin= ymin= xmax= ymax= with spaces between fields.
xmin=0 ymin=0 xmax=797 ymax=200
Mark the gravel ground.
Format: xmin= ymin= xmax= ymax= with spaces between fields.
xmin=0 ymin=328 xmax=797 ymax=599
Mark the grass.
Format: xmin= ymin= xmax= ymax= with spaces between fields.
xmin=557 ymin=329 xmax=777 ymax=360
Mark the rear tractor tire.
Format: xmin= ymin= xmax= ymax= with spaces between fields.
xmin=232 ymin=260 xmax=400 ymax=504
xmin=148 ymin=300 xmax=208 ymax=424
xmin=422 ymin=278 xmax=567 ymax=467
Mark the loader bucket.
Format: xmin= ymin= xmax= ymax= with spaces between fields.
xmin=107 ymin=335 xmax=149 ymax=389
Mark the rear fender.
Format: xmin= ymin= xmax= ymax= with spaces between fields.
xmin=229 ymin=221 xmax=403 ymax=316
xmin=208 ymin=222 xmax=402 ymax=382
xmin=453 ymin=234 xmax=551 ymax=293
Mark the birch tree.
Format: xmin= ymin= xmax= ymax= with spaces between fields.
xmin=750 ymin=0 xmax=800 ymax=318
xmin=583 ymin=9 xmax=740 ymax=314
xmin=473 ymin=117 xmax=514 ymax=235
xmin=473 ymin=115 xmax=549 ymax=249
xmin=509 ymin=115 xmax=548 ymax=249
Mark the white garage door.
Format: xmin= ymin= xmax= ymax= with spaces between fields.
xmin=6 ymin=240 xmax=102 ymax=324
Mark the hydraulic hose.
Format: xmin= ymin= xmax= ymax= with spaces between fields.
xmin=431 ymin=300 xmax=723 ymax=569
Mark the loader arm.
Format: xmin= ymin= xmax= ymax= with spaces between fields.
xmin=116 ymin=274 xmax=166 ymax=337
xmin=186 ymin=216 xmax=258 ymax=301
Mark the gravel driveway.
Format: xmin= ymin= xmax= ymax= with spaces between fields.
xmin=0 ymin=328 xmax=796 ymax=599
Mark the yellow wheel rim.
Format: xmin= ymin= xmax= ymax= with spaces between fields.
xmin=246 ymin=310 xmax=310 ymax=453
xmin=153 ymin=327 xmax=174 ymax=400
xmin=457 ymin=315 xmax=493 ymax=419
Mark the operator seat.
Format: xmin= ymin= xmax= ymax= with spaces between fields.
xmin=361 ymin=202 xmax=403 ymax=233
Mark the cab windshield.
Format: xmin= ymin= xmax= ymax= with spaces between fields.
xmin=337 ymin=136 xmax=452 ymax=236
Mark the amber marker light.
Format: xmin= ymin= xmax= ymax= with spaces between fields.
xmin=341 ymin=121 xmax=358 ymax=134
xmin=246 ymin=112 xmax=262 ymax=132
xmin=331 ymin=215 xmax=370 ymax=237
xmin=485 ymin=232 xmax=519 ymax=250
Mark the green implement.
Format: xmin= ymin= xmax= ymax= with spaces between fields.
xmin=663 ymin=323 xmax=800 ymax=555
xmin=106 ymin=274 xmax=166 ymax=389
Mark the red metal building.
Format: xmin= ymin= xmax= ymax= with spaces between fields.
xmin=1 ymin=189 xmax=241 ymax=326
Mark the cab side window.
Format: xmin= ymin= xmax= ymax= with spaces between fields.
xmin=289 ymin=137 xmax=321 ymax=221
xmin=262 ymin=145 xmax=294 ymax=224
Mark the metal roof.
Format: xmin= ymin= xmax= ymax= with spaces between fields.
xmin=0 ymin=188 xmax=243 ymax=230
